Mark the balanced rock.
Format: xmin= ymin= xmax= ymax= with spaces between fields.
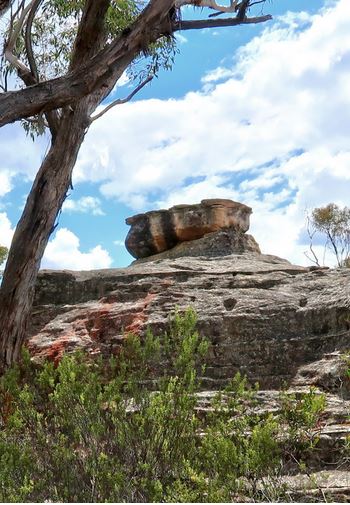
xmin=125 ymin=199 xmax=252 ymax=259
xmin=133 ymin=227 xmax=261 ymax=264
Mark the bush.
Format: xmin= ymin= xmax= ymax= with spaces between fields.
xmin=0 ymin=245 xmax=7 ymax=265
xmin=0 ymin=309 xmax=326 ymax=502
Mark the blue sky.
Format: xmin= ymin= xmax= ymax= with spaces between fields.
xmin=1 ymin=0 xmax=350 ymax=269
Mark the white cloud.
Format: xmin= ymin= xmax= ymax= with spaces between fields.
xmin=63 ymin=196 xmax=105 ymax=216
xmin=0 ymin=213 xmax=14 ymax=247
xmin=42 ymin=228 xmax=112 ymax=270
xmin=201 ymin=66 xmax=234 ymax=84
xmin=0 ymin=124 xmax=49 ymax=180
xmin=73 ymin=0 xmax=350 ymax=266
xmin=175 ymin=33 xmax=188 ymax=44
xmin=0 ymin=171 xmax=12 ymax=198
xmin=0 ymin=212 xmax=14 ymax=268
xmin=110 ymin=70 xmax=130 ymax=94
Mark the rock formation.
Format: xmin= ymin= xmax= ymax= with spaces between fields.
xmin=26 ymin=213 xmax=350 ymax=501
xmin=29 ymin=250 xmax=350 ymax=390
xmin=125 ymin=199 xmax=252 ymax=259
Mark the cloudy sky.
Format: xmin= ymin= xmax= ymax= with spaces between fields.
xmin=1 ymin=0 xmax=349 ymax=270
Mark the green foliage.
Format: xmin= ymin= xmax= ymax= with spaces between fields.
xmin=0 ymin=309 xmax=327 ymax=502
xmin=310 ymin=203 xmax=350 ymax=267
xmin=279 ymin=387 xmax=326 ymax=463
xmin=0 ymin=245 xmax=7 ymax=264
xmin=1 ymin=0 xmax=177 ymax=138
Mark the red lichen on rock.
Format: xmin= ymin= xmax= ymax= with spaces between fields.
xmin=125 ymin=293 xmax=156 ymax=335
xmin=27 ymin=293 xmax=159 ymax=366
xmin=27 ymin=335 xmax=73 ymax=367
xmin=85 ymin=304 xmax=113 ymax=341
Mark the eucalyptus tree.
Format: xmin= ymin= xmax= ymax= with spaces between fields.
xmin=0 ymin=0 xmax=271 ymax=371
xmin=306 ymin=204 xmax=350 ymax=268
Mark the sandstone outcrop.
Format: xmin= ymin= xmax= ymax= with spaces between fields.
xmin=29 ymin=246 xmax=350 ymax=389
xmin=27 ymin=233 xmax=350 ymax=501
xmin=125 ymin=199 xmax=252 ymax=259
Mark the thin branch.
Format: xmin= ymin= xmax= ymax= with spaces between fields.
xmin=175 ymin=0 xmax=239 ymax=13
xmin=25 ymin=0 xmax=42 ymax=83
xmin=90 ymin=75 xmax=153 ymax=123
xmin=304 ymin=215 xmax=321 ymax=267
xmin=208 ymin=0 xmax=266 ymax=17
xmin=4 ymin=0 xmax=36 ymax=81
xmin=249 ymin=0 xmax=267 ymax=7
xmin=173 ymin=14 xmax=272 ymax=30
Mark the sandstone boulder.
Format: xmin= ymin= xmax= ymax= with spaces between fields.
xmin=125 ymin=199 xmax=252 ymax=259
xmin=132 ymin=227 xmax=261 ymax=264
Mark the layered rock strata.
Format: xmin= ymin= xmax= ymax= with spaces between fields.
xmin=23 ymin=221 xmax=350 ymax=503
xmin=29 ymin=247 xmax=350 ymax=390
xmin=26 ymin=229 xmax=350 ymax=501
xmin=125 ymin=199 xmax=252 ymax=259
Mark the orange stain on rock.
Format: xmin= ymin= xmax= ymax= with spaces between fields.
xmin=27 ymin=293 xmax=158 ymax=366
xmin=125 ymin=293 xmax=156 ymax=335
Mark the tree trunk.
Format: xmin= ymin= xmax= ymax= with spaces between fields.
xmin=0 ymin=36 xmax=131 ymax=371
xmin=0 ymin=106 xmax=88 ymax=370
xmin=0 ymin=0 xmax=122 ymax=372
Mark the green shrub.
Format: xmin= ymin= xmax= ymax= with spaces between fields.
xmin=0 ymin=308 xmax=326 ymax=502
xmin=0 ymin=245 xmax=7 ymax=265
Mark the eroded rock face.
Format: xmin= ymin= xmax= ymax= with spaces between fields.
xmin=125 ymin=199 xmax=252 ymax=259
xmin=27 ymin=245 xmax=350 ymax=501
xmin=28 ymin=249 xmax=350 ymax=389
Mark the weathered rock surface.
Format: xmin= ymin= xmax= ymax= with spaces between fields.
xmin=29 ymin=248 xmax=350 ymax=389
xmin=27 ymin=240 xmax=350 ymax=501
xmin=132 ymin=227 xmax=260 ymax=264
xmin=125 ymin=199 xmax=252 ymax=258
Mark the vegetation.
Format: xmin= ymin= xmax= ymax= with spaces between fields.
xmin=0 ymin=309 xmax=329 ymax=502
xmin=0 ymin=245 xmax=7 ymax=265
xmin=306 ymin=203 xmax=350 ymax=267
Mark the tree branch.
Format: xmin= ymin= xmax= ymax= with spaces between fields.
xmin=175 ymin=0 xmax=239 ymax=14
xmin=0 ymin=0 xmax=174 ymax=125
xmin=69 ymin=0 xmax=111 ymax=70
xmin=0 ymin=0 xmax=272 ymax=126
xmin=173 ymin=13 xmax=271 ymax=30
xmin=24 ymin=0 xmax=41 ymax=83
xmin=89 ymin=75 xmax=153 ymax=123
xmin=4 ymin=0 xmax=35 ymax=81
xmin=236 ymin=0 xmax=250 ymax=21
xmin=20 ymin=0 xmax=59 ymax=137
